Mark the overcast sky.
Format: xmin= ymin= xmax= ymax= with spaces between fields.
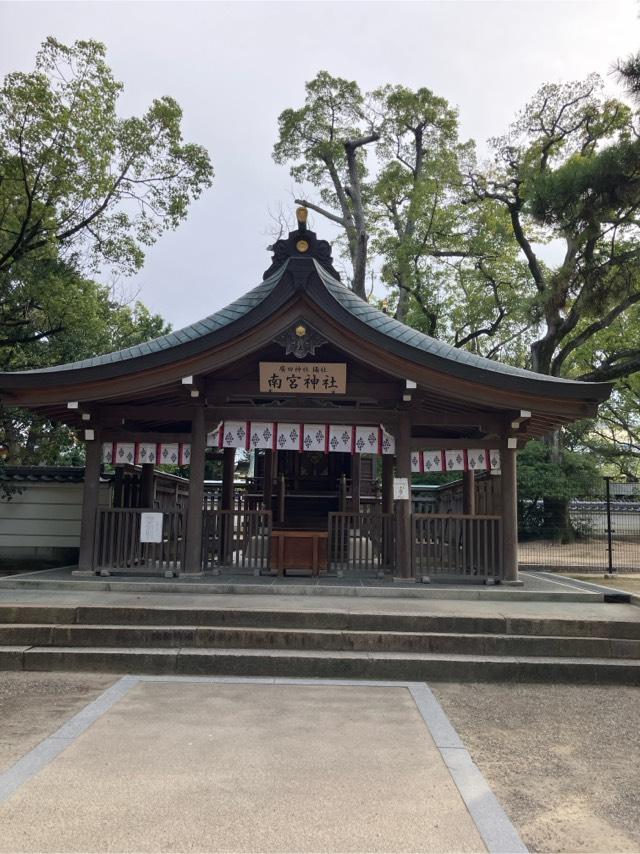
xmin=1 ymin=0 xmax=639 ymax=330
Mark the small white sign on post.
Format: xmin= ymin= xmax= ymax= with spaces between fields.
xmin=140 ymin=512 xmax=163 ymax=544
xmin=393 ymin=477 xmax=410 ymax=501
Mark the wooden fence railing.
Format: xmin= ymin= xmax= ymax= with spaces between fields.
xmin=94 ymin=507 xmax=185 ymax=573
xmin=413 ymin=513 xmax=502 ymax=579
xmin=328 ymin=511 xmax=395 ymax=577
xmin=201 ymin=508 xmax=272 ymax=574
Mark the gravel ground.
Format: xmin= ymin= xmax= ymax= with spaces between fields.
xmin=432 ymin=682 xmax=640 ymax=853
xmin=0 ymin=672 xmax=116 ymax=773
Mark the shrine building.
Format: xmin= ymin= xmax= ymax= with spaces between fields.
xmin=0 ymin=209 xmax=612 ymax=583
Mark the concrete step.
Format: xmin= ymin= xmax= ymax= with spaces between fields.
xmin=1 ymin=645 xmax=639 ymax=683
xmin=1 ymin=623 xmax=640 ymax=659
xmin=1 ymin=604 xmax=639 ymax=639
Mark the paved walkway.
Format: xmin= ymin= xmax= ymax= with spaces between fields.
xmin=0 ymin=676 xmax=525 ymax=853
xmin=0 ymin=582 xmax=638 ymax=624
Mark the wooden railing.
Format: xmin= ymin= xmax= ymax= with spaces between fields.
xmin=94 ymin=507 xmax=185 ymax=573
xmin=201 ymin=508 xmax=271 ymax=574
xmin=413 ymin=513 xmax=502 ymax=579
xmin=328 ymin=511 xmax=395 ymax=577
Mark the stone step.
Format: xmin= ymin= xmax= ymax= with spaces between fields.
xmin=1 ymin=623 xmax=639 ymax=659
xmin=1 ymin=604 xmax=639 ymax=639
xmin=1 ymin=645 xmax=639 ymax=683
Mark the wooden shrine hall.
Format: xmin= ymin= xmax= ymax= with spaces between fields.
xmin=0 ymin=209 xmax=611 ymax=582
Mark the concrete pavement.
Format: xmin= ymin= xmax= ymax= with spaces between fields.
xmin=0 ymin=583 xmax=638 ymax=623
xmin=0 ymin=676 xmax=528 ymax=853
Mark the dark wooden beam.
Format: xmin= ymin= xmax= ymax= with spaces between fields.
xmin=205 ymin=379 xmax=403 ymax=401
xmin=211 ymin=406 xmax=401 ymax=425
xmin=410 ymin=437 xmax=505 ymax=450
xmin=101 ymin=431 xmax=193 ymax=443
xmin=99 ymin=405 xmax=195 ymax=424
xmin=412 ymin=414 xmax=506 ymax=431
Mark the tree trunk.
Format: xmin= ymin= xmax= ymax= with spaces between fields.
xmin=542 ymin=496 xmax=575 ymax=543
xmin=352 ymin=230 xmax=368 ymax=300
xmin=542 ymin=428 xmax=574 ymax=542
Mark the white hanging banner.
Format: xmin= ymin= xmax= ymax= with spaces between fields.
xmin=206 ymin=423 xmax=223 ymax=448
xmin=411 ymin=451 xmax=422 ymax=473
xmin=467 ymin=448 xmax=489 ymax=472
xmin=135 ymin=442 xmax=158 ymax=465
xmin=222 ymin=421 xmax=248 ymax=449
xmin=422 ymin=450 xmax=445 ymax=473
xmin=444 ymin=449 xmax=466 ymax=471
xmin=329 ymin=425 xmax=353 ymax=453
xmin=249 ymin=422 xmax=275 ymax=450
xmin=102 ymin=443 xmax=115 ymax=464
xmin=489 ymin=449 xmax=501 ymax=471
xmin=354 ymin=425 xmax=380 ymax=455
xmin=302 ymin=423 xmax=327 ymax=452
xmin=158 ymin=443 xmax=179 ymax=465
xmin=179 ymin=444 xmax=191 ymax=466
xmin=276 ymin=423 xmax=302 ymax=451
xmin=114 ymin=442 xmax=135 ymax=465
xmin=380 ymin=428 xmax=395 ymax=456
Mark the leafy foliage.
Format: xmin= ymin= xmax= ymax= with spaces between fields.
xmin=0 ymin=38 xmax=212 ymax=465
xmin=0 ymin=38 xmax=213 ymax=279
xmin=517 ymin=439 xmax=601 ymax=540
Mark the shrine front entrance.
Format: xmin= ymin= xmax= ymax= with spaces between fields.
xmin=200 ymin=448 xmax=391 ymax=578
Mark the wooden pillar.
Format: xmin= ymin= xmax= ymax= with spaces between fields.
xmin=221 ymin=447 xmax=236 ymax=562
xmin=382 ymin=454 xmax=394 ymax=514
xmin=222 ymin=448 xmax=235 ymax=510
xmin=462 ymin=470 xmax=475 ymax=516
xmin=350 ymin=454 xmax=361 ymax=513
xmin=395 ymin=414 xmax=413 ymax=578
xmin=140 ymin=463 xmax=155 ymax=508
xmin=183 ymin=407 xmax=206 ymax=575
xmin=77 ymin=431 xmax=102 ymax=574
xmin=263 ymin=449 xmax=274 ymax=511
xmin=278 ymin=473 xmax=286 ymax=523
xmin=500 ymin=445 xmax=519 ymax=582
xmin=113 ymin=466 xmax=124 ymax=508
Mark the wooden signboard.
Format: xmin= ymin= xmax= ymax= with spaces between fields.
xmin=259 ymin=362 xmax=347 ymax=395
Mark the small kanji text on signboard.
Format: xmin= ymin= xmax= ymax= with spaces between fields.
xmin=259 ymin=362 xmax=347 ymax=394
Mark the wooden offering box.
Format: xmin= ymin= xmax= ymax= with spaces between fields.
xmin=271 ymin=530 xmax=328 ymax=576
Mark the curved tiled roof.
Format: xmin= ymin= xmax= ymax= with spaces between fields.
xmin=313 ymin=261 xmax=601 ymax=391
xmin=6 ymin=264 xmax=286 ymax=375
xmin=0 ymin=249 xmax=611 ymax=401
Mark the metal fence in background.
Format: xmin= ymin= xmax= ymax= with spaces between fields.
xmin=518 ymin=477 xmax=640 ymax=574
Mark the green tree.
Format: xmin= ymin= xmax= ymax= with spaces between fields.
xmin=273 ymin=71 xmax=378 ymax=299
xmin=0 ymin=37 xmax=211 ymax=464
xmin=274 ymin=73 xmax=527 ymax=347
xmin=517 ymin=439 xmax=601 ymax=541
xmin=0 ymin=37 xmax=213 ymax=286
xmin=469 ymin=75 xmax=638 ymax=381
xmin=0 ymin=260 xmax=170 ymax=464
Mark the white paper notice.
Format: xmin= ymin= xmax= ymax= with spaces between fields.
xmin=140 ymin=512 xmax=163 ymax=543
xmin=393 ymin=478 xmax=410 ymax=500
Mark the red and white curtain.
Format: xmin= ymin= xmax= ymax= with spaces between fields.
xmin=411 ymin=449 xmax=500 ymax=473
xmin=205 ymin=422 xmax=396 ymax=454
xmin=102 ymin=441 xmax=191 ymax=466
xmin=102 ymin=427 xmax=501 ymax=472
